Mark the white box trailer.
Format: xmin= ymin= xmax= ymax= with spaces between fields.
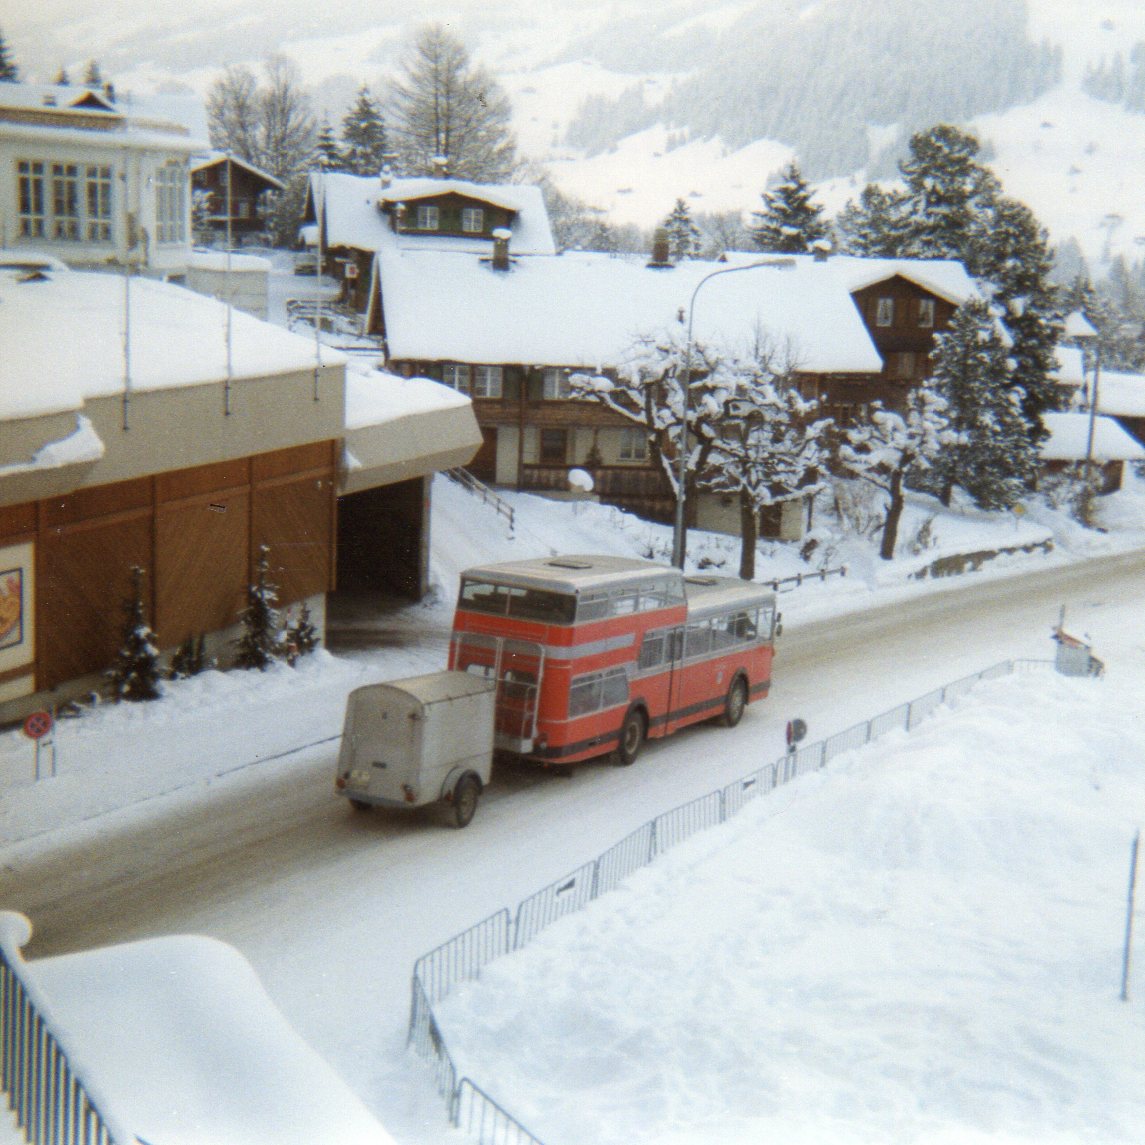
xmin=335 ymin=671 xmax=497 ymax=827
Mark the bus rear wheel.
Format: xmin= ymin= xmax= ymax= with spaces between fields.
xmin=616 ymin=708 xmax=646 ymax=766
xmin=723 ymin=676 xmax=748 ymax=728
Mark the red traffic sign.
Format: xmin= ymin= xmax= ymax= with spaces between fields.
xmin=23 ymin=710 xmax=53 ymax=741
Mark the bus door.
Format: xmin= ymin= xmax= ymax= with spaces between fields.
xmin=665 ymin=625 xmax=686 ymax=733
xmin=452 ymin=631 xmax=544 ymax=753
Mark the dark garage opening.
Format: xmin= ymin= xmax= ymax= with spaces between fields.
xmin=335 ymin=477 xmax=428 ymax=599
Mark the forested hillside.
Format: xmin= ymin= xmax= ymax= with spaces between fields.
xmin=566 ymin=0 xmax=1061 ymax=177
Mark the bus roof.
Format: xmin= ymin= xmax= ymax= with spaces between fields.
xmin=459 ymin=554 xmax=676 ymax=594
xmin=683 ymin=574 xmax=776 ymax=618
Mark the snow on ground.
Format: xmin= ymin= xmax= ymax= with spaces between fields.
xmin=2 ymin=469 xmax=1144 ymax=1143
xmin=435 ymin=668 xmax=1145 ymax=1144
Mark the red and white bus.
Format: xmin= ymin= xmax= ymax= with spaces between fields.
xmin=448 ymin=555 xmax=777 ymax=767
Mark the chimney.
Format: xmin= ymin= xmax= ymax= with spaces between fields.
xmin=379 ymin=162 xmax=393 ymax=189
xmin=491 ymin=227 xmax=512 ymax=271
xmin=811 ymin=239 xmax=832 ymax=262
xmin=648 ymin=227 xmax=671 ymax=269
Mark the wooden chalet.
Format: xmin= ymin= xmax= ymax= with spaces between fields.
xmin=191 ymin=152 xmax=283 ymax=244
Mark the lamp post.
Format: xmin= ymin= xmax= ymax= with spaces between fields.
xmin=671 ymin=258 xmax=793 ymax=568
xmin=1065 ymin=310 xmax=1101 ymax=525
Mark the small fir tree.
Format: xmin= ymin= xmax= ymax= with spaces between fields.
xmin=54 ymin=66 xmax=70 ymax=86
xmin=316 ymin=118 xmax=344 ymax=170
xmin=340 ymin=84 xmax=388 ymax=176
xmin=751 ymin=160 xmax=831 ymax=254
xmin=83 ymin=59 xmax=103 ymax=88
xmin=107 ymin=566 xmax=162 ymax=702
xmin=0 ymin=29 xmax=20 ymax=82
xmin=235 ymin=545 xmax=286 ymax=670
xmin=663 ymin=198 xmax=702 ymax=262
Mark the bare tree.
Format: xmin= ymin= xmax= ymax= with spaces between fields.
xmin=207 ymin=64 xmax=263 ymax=166
xmin=389 ymin=24 xmax=517 ymax=181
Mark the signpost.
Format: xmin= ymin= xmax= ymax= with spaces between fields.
xmin=22 ymin=708 xmax=56 ymax=780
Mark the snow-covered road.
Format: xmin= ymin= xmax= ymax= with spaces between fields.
xmin=4 ymin=545 xmax=1142 ymax=1140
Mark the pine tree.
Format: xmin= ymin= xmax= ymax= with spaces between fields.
xmin=835 ymin=184 xmax=909 ymax=257
xmin=923 ymin=298 xmax=1036 ymax=510
xmin=169 ymin=634 xmax=210 ymax=679
xmin=341 ymin=84 xmax=388 ymax=176
xmin=54 ymin=66 xmax=70 ymax=86
xmin=898 ymin=124 xmax=1000 ymax=259
xmin=83 ymin=59 xmax=103 ymax=88
xmin=389 ymin=23 xmax=517 ymax=181
xmin=663 ymin=198 xmax=702 ymax=262
xmin=316 ymin=118 xmax=344 ymax=170
xmin=107 ymin=567 xmax=162 ymax=702
xmin=0 ymin=29 xmax=19 ymax=82
xmin=235 ymin=545 xmax=286 ymax=670
xmin=750 ymin=161 xmax=831 ymax=254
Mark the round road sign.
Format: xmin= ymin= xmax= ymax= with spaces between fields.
xmin=23 ymin=710 xmax=53 ymax=740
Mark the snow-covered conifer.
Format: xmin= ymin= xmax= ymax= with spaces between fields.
xmin=316 ymin=119 xmax=344 ymax=171
xmin=235 ymin=545 xmax=286 ymax=671
xmin=663 ymin=198 xmax=702 ymax=262
xmin=839 ymin=389 xmax=957 ymax=560
xmin=751 ymin=161 xmax=831 ymax=254
xmin=923 ymin=297 xmax=1036 ymax=510
xmin=340 ymin=85 xmax=388 ymax=176
xmin=835 ymin=184 xmax=909 ymax=257
xmin=286 ymin=603 xmax=320 ymax=664
xmin=107 ymin=566 xmax=162 ymax=702
xmin=0 ymin=29 xmax=19 ymax=82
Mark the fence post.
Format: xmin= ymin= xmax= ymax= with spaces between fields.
xmin=1123 ymin=830 xmax=1140 ymax=1002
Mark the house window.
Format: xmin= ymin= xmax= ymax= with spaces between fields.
xmin=876 ymin=297 xmax=895 ymax=327
xmin=85 ymin=165 xmax=112 ymax=241
xmin=918 ymin=298 xmax=935 ymax=328
xmin=542 ymin=368 xmax=571 ymax=400
xmin=891 ymin=352 xmax=917 ymax=379
xmin=416 ymin=204 xmax=440 ymax=230
xmin=155 ymin=162 xmax=187 ymax=244
xmin=442 ymin=363 xmax=470 ymax=393
xmin=473 ymin=365 xmax=503 ymax=398
xmin=540 ymin=429 xmax=568 ymax=464
xmin=51 ymin=164 xmax=81 ymax=240
xmin=461 ymin=207 xmax=484 ymax=233
xmin=618 ymin=427 xmax=648 ymax=462
xmin=18 ymin=161 xmax=46 ymax=238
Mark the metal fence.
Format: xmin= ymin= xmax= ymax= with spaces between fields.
xmin=0 ymin=914 xmax=132 ymax=1145
xmin=407 ymin=658 xmax=1054 ymax=1144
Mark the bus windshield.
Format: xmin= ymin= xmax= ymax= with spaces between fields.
xmin=459 ymin=578 xmax=578 ymax=625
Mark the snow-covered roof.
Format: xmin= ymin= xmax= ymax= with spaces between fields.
xmin=186 ymin=248 xmax=273 ymax=273
xmin=309 ymin=172 xmax=556 ymax=257
xmin=1040 ymin=412 xmax=1145 ymax=461
xmin=378 ymin=250 xmax=892 ymax=373
xmin=1053 ymin=345 xmax=1088 ymax=387
xmin=721 ymin=252 xmax=978 ymax=307
xmin=0 ymin=83 xmax=208 ymax=151
xmin=1096 ymin=368 xmax=1145 ymax=418
xmin=0 ymin=267 xmax=341 ymax=422
xmin=192 ymin=150 xmax=284 ymax=190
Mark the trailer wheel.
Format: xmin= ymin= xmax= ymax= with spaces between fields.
xmin=616 ymin=707 xmax=646 ymax=766
xmin=723 ymin=676 xmax=748 ymax=728
xmin=451 ymin=773 xmax=481 ymax=828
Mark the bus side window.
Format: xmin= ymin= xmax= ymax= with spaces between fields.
xmin=685 ymin=620 xmax=712 ymax=658
xmin=601 ymin=668 xmax=629 ymax=708
xmin=639 ymin=630 xmax=666 ymax=670
xmin=729 ymin=611 xmax=757 ymax=641
xmin=578 ymin=592 xmax=610 ymax=622
xmin=611 ymin=588 xmax=640 ymax=615
xmin=759 ymin=605 xmax=775 ymax=639
xmin=569 ymin=675 xmax=602 ymax=717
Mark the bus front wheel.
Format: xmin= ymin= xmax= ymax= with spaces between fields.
xmin=723 ymin=676 xmax=748 ymax=728
xmin=616 ymin=708 xmax=646 ymax=766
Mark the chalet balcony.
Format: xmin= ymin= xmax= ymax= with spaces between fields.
xmin=520 ymin=462 xmax=676 ymax=523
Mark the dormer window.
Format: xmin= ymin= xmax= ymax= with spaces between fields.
xmin=416 ymin=204 xmax=439 ymax=230
xmin=461 ymin=207 xmax=484 ymax=234
xmin=876 ymin=297 xmax=895 ymax=327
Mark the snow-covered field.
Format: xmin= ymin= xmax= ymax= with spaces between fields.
xmin=2 ymin=471 xmax=1144 ymax=1143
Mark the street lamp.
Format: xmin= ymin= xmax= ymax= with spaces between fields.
xmin=1065 ymin=310 xmax=1100 ymax=525
xmin=671 ymin=258 xmax=793 ymax=568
